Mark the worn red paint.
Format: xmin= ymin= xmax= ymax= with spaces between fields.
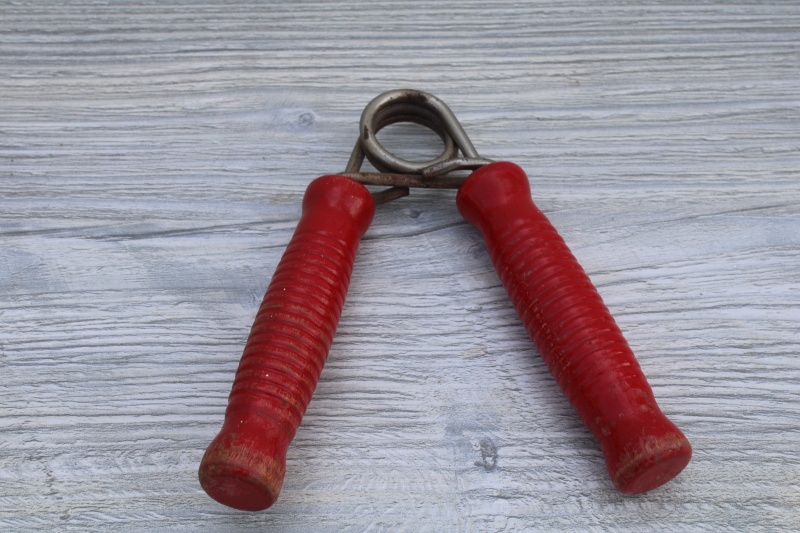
xmin=198 ymin=175 xmax=375 ymax=511
xmin=200 ymin=162 xmax=690 ymax=510
xmin=456 ymin=162 xmax=691 ymax=494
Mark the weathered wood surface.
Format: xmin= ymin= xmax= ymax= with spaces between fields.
xmin=2 ymin=1 xmax=799 ymax=531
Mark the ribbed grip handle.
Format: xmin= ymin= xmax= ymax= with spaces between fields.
xmin=199 ymin=175 xmax=375 ymax=511
xmin=457 ymin=162 xmax=691 ymax=494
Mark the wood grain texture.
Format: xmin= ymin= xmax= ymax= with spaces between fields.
xmin=1 ymin=1 xmax=799 ymax=531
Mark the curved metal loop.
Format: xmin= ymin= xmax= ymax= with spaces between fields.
xmin=343 ymin=89 xmax=492 ymax=203
xmin=365 ymin=102 xmax=459 ymax=173
xmin=347 ymin=89 xmax=488 ymax=175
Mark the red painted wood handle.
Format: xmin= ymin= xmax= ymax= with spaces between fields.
xmin=199 ymin=175 xmax=375 ymax=511
xmin=457 ymin=162 xmax=691 ymax=494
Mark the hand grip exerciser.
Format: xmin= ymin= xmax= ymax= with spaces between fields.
xmin=199 ymin=89 xmax=691 ymax=511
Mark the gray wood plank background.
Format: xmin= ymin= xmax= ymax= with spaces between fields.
xmin=2 ymin=1 xmax=799 ymax=531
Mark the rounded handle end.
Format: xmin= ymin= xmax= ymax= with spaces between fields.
xmin=604 ymin=416 xmax=692 ymax=495
xmin=198 ymin=419 xmax=290 ymax=511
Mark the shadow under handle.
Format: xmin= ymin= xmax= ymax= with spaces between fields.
xmin=199 ymin=175 xmax=375 ymax=511
xmin=456 ymin=162 xmax=691 ymax=494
